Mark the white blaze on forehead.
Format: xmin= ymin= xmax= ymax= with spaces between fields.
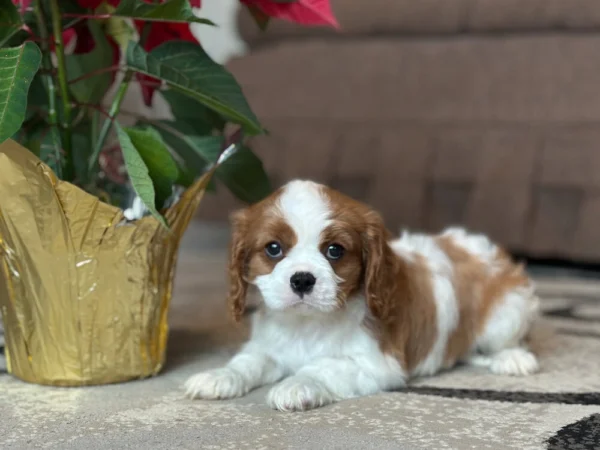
xmin=254 ymin=180 xmax=340 ymax=312
xmin=277 ymin=180 xmax=332 ymax=244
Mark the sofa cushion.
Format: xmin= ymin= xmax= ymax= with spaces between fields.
xmin=218 ymin=34 xmax=600 ymax=260
xmin=240 ymin=0 xmax=600 ymax=43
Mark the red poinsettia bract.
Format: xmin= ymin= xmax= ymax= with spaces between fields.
xmin=14 ymin=0 xmax=335 ymax=106
xmin=241 ymin=0 xmax=338 ymax=28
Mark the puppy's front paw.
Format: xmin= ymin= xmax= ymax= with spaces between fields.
xmin=489 ymin=348 xmax=539 ymax=376
xmin=185 ymin=368 xmax=248 ymax=400
xmin=267 ymin=376 xmax=333 ymax=412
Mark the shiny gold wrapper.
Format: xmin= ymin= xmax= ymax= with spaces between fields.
xmin=0 ymin=139 xmax=212 ymax=386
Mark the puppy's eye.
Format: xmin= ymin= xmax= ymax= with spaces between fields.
xmin=325 ymin=244 xmax=345 ymax=260
xmin=265 ymin=241 xmax=283 ymax=258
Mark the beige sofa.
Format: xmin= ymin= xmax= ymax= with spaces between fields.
xmin=199 ymin=0 xmax=600 ymax=263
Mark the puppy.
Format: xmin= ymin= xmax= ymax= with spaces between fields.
xmin=185 ymin=180 xmax=539 ymax=412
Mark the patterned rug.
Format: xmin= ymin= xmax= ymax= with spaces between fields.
xmin=403 ymin=277 xmax=600 ymax=450
xmin=1 ymin=261 xmax=599 ymax=449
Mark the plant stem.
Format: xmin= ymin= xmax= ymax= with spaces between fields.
xmin=91 ymin=109 xmax=99 ymax=144
xmin=88 ymin=71 xmax=132 ymax=174
xmin=76 ymin=102 xmax=111 ymax=119
xmin=49 ymin=0 xmax=74 ymax=180
xmin=68 ymin=65 xmax=122 ymax=86
xmin=87 ymin=23 xmax=153 ymax=176
xmin=88 ymin=108 xmax=99 ymax=186
xmin=61 ymin=13 xmax=111 ymax=20
xmin=33 ymin=0 xmax=63 ymax=179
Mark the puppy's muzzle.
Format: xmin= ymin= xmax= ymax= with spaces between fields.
xmin=290 ymin=272 xmax=316 ymax=298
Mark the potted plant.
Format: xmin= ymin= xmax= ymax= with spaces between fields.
xmin=0 ymin=0 xmax=337 ymax=386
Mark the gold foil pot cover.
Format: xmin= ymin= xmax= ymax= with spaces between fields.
xmin=0 ymin=139 xmax=212 ymax=386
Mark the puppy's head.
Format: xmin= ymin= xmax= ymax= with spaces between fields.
xmin=227 ymin=180 xmax=395 ymax=321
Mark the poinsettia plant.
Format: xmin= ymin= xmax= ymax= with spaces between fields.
xmin=0 ymin=0 xmax=337 ymax=223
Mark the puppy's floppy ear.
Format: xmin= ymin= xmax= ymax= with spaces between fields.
xmin=362 ymin=210 xmax=397 ymax=322
xmin=228 ymin=209 xmax=249 ymax=322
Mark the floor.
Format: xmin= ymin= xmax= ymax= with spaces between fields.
xmin=1 ymin=221 xmax=600 ymax=449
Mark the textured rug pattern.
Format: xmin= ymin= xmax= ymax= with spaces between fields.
xmin=1 ymin=246 xmax=599 ymax=449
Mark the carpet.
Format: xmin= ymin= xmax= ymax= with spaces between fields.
xmin=1 ymin=226 xmax=599 ymax=449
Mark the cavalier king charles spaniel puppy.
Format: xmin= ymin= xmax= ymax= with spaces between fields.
xmin=185 ymin=180 xmax=539 ymax=412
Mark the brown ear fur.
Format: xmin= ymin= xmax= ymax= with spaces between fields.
xmin=228 ymin=209 xmax=249 ymax=322
xmin=362 ymin=211 xmax=399 ymax=322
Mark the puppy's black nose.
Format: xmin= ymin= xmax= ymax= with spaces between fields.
xmin=290 ymin=272 xmax=316 ymax=296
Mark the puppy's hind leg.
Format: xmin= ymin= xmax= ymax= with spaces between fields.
xmin=468 ymin=284 xmax=540 ymax=376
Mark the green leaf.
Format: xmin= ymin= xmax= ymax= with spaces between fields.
xmin=153 ymin=120 xmax=215 ymax=174
xmin=114 ymin=0 xmax=214 ymax=25
xmin=126 ymin=41 xmax=263 ymax=135
xmin=115 ymin=123 xmax=167 ymax=226
xmin=66 ymin=22 xmax=115 ymax=105
xmin=0 ymin=0 xmax=22 ymax=47
xmin=143 ymin=120 xmax=212 ymax=191
xmin=152 ymin=121 xmax=270 ymax=203
xmin=216 ymin=145 xmax=271 ymax=203
xmin=122 ymin=126 xmax=179 ymax=210
xmin=157 ymin=120 xmax=222 ymax=192
xmin=161 ymin=89 xmax=225 ymax=134
xmin=0 ymin=42 xmax=42 ymax=145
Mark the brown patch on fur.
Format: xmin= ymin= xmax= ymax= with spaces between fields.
xmin=366 ymin=254 xmax=439 ymax=373
xmin=436 ymin=236 xmax=487 ymax=367
xmin=322 ymin=186 xmax=438 ymax=372
xmin=228 ymin=211 xmax=249 ymax=322
xmin=321 ymin=187 xmax=393 ymax=313
xmin=227 ymin=187 xmax=296 ymax=322
xmin=478 ymin=251 xmax=531 ymax=334
xmin=245 ymin=217 xmax=297 ymax=280
xmin=320 ymin=223 xmax=363 ymax=305
xmin=437 ymin=236 xmax=531 ymax=367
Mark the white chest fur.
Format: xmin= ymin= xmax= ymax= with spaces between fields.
xmin=244 ymin=298 xmax=384 ymax=374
